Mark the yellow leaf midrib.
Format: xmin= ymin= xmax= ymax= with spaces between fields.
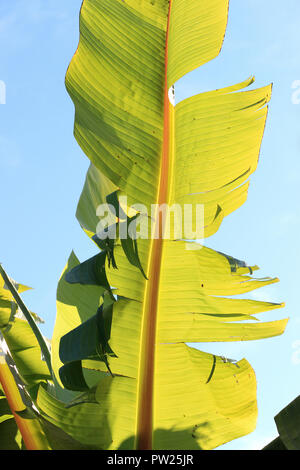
xmin=135 ymin=0 xmax=174 ymax=451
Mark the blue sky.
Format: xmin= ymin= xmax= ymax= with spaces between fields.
xmin=1 ymin=0 xmax=300 ymax=450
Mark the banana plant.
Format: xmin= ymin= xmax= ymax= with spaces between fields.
xmin=1 ymin=0 xmax=288 ymax=451
xmin=50 ymin=0 xmax=288 ymax=450
xmin=0 ymin=272 xmax=51 ymax=450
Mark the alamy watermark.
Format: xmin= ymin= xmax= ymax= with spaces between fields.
xmin=0 ymin=80 xmax=6 ymax=104
xmin=291 ymin=80 xmax=300 ymax=104
xmin=95 ymin=197 xmax=205 ymax=249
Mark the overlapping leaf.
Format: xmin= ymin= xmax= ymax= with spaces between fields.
xmin=0 ymin=276 xmax=51 ymax=393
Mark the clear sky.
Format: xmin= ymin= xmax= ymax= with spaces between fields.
xmin=1 ymin=0 xmax=300 ymax=450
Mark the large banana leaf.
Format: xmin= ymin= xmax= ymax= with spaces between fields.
xmin=45 ymin=0 xmax=289 ymax=451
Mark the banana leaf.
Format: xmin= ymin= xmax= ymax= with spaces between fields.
xmin=49 ymin=0 xmax=288 ymax=450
